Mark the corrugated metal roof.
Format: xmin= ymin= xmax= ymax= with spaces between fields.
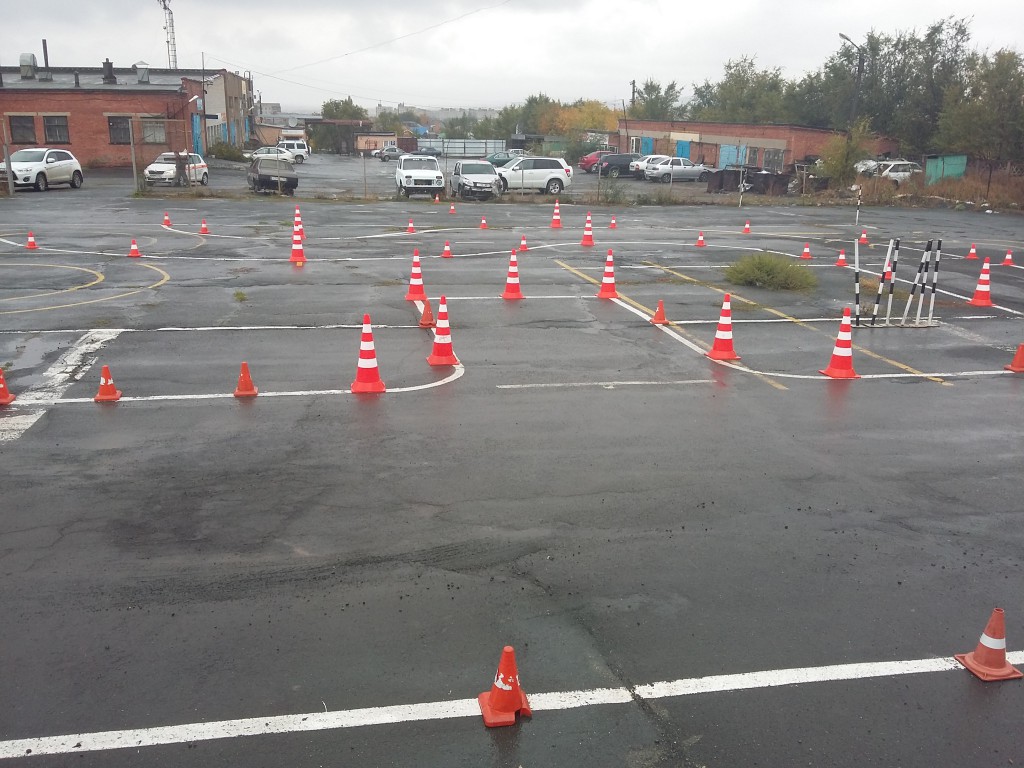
xmin=0 ymin=66 xmax=210 ymax=92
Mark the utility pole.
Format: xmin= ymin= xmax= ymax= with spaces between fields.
xmin=630 ymin=80 xmax=637 ymax=110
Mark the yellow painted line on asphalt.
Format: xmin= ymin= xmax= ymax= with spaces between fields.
xmin=0 ymin=263 xmax=170 ymax=316
xmin=0 ymin=264 xmax=105 ymax=303
xmin=646 ymin=261 xmax=948 ymax=385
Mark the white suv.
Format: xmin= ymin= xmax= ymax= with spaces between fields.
xmin=395 ymin=155 xmax=444 ymax=198
xmin=497 ymin=157 xmax=573 ymax=195
xmin=277 ymin=140 xmax=310 ymax=163
xmin=0 ymin=147 xmax=84 ymax=191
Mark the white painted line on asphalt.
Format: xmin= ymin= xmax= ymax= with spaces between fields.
xmin=497 ymin=379 xmax=714 ymax=390
xmin=1 ymin=652 xmax=1020 ymax=759
xmin=765 ymin=369 xmax=1012 ymax=381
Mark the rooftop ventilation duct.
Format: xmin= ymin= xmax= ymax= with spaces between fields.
xmin=101 ymin=58 xmax=116 ymax=85
xmin=134 ymin=61 xmax=150 ymax=84
xmin=19 ymin=53 xmax=37 ymax=79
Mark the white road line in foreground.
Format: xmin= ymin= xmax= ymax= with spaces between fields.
xmin=498 ymin=379 xmax=714 ymax=390
xmin=2 ymin=652 xmax=1020 ymax=759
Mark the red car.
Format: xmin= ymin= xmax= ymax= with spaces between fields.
xmin=578 ymin=150 xmax=614 ymax=173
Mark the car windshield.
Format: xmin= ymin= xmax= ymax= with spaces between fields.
xmin=154 ymin=154 xmax=178 ymax=163
xmin=402 ymin=159 xmax=436 ymax=170
xmin=259 ymin=160 xmax=292 ymax=172
xmin=11 ymin=150 xmax=46 ymax=162
xmin=461 ymin=163 xmax=495 ymax=175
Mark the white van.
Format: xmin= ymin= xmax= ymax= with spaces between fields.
xmin=395 ymin=155 xmax=444 ymax=198
xmin=276 ymin=140 xmax=311 ymax=163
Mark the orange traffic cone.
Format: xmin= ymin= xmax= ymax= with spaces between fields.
xmin=478 ymin=646 xmax=531 ymax=728
xmin=289 ymin=229 xmax=305 ymax=265
xmin=1005 ymin=344 xmax=1024 ymax=373
xmin=695 ymin=232 xmax=706 ymax=247
xmin=449 ymin=203 xmax=456 ymax=215
xmin=199 ymin=219 xmax=210 ymax=235
xmin=405 ymin=249 xmax=426 ymax=301
xmin=651 ymin=299 xmax=668 ymax=326
xmin=162 ymin=212 xmax=171 ymax=227
xmin=835 ymin=249 xmax=848 ymax=267
xmin=859 ymin=229 xmax=869 ymax=245
xmin=743 ymin=220 xmax=751 ymax=234
xmin=965 ymin=243 xmax=978 ymax=260
xmin=294 ymin=207 xmax=305 ymax=240
xmin=596 ymin=250 xmax=618 ymax=299
xmin=955 ymin=608 xmax=1023 ymax=682
xmin=580 ymin=212 xmax=595 ymax=247
xmin=609 ymin=216 xmax=618 ymax=230
xmin=407 ymin=219 xmax=416 ymax=234
xmin=441 ymin=241 xmax=453 ymax=259
xmin=968 ymin=258 xmax=994 ymax=307
xmin=480 ymin=216 xmax=488 ymax=230
xmin=433 ymin=193 xmax=440 ymax=204
xmin=128 ymin=239 xmax=142 ymax=258
xmin=706 ymin=294 xmax=740 ymax=361
xmin=25 ymin=232 xmax=39 ymax=250
xmin=1001 ymin=249 xmax=1014 ymax=266
xmin=350 ymin=314 xmax=386 ymax=394
xmin=519 ymin=234 xmax=529 ymax=252
xmin=502 ymin=250 xmax=524 ymax=300
xmin=233 ymin=362 xmax=258 ymax=398
xmin=94 ymin=365 xmax=122 ymax=402
xmin=419 ymin=297 xmax=435 ymax=328
xmin=819 ymin=308 xmax=860 ymax=379
xmin=0 ymin=369 xmax=16 ymax=406
xmin=550 ymin=200 xmax=562 ymax=229
xmin=427 ymin=295 xmax=459 ymax=366
xmin=800 ymin=243 xmax=812 ymax=260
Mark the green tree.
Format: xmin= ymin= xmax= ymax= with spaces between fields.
xmin=321 ymin=97 xmax=370 ymax=121
xmin=816 ymin=119 xmax=873 ymax=187
xmin=630 ymin=79 xmax=684 ymax=120
xmin=374 ymin=110 xmax=404 ymax=134
xmin=444 ymin=113 xmax=478 ymax=139
xmin=687 ymin=57 xmax=788 ymax=123
xmin=311 ymin=97 xmax=371 ymax=153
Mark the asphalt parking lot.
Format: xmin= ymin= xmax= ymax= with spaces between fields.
xmin=1 ymin=182 xmax=1023 ymax=767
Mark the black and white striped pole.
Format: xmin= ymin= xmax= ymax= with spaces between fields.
xmin=853 ymin=239 xmax=862 ymax=326
xmin=871 ymin=239 xmax=895 ymax=326
xmin=884 ymin=238 xmax=901 ymax=325
xmin=913 ymin=241 xmax=934 ymax=326
xmin=926 ymin=239 xmax=942 ymax=326
xmin=900 ymin=239 xmax=932 ymax=327
xmin=856 ymin=188 xmax=862 ymax=226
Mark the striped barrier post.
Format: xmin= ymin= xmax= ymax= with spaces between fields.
xmin=853 ymin=240 xmax=862 ymax=327
xmin=926 ymin=239 xmax=942 ymax=326
xmin=914 ymin=241 xmax=934 ymax=326
xmin=871 ymin=239 xmax=895 ymax=326
xmin=900 ymin=239 xmax=932 ymax=327
xmin=884 ymin=238 xmax=901 ymax=325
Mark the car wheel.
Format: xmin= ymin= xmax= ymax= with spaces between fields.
xmin=458 ymin=184 xmax=469 ymax=200
xmin=546 ymin=179 xmax=563 ymax=195
xmin=35 ymin=173 xmax=48 ymax=192
xmin=500 ymin=177 xmax=508 ymax=192
xmin=609 ymin=167 xmax=621 ymax=178
xmin=698 ymin=171 xmax=709 ymax=182
xmin=398 ymin=184 xmax=407 ymax=198
xmin=294 ymin=155 xmax=304 ymax=164
xmin=200 ymin=173 xmax=209 ymax=186
xmin=661 ymin=174 xmax=672 ymax=184
xmin=70 ymin=171 xmax=84 ymax=189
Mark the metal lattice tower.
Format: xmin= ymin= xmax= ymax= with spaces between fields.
xmin=158 ymin=0 xmax=177 ymax=70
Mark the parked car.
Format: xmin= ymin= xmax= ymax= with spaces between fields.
xmin=412 ymin=145 xmax=443 ymax=157
xmin=379 ymin=145 xmax=405 ymax=162
xmin=484 ymin=149 xmax=525 ymax=167
xmin=496 ymin=157 xmax=573 ymax=195
xmin=395 ymin=155 xmax=445 ymax=197
xmin=633 ymin=154 xmax=668 ymax=178
xmin=144 ymin=152 xmax=209 ymax=186
xmin=878 ymin=160 xmax=923 ymax=185
xmin=449 ymin=160 xmax=502 ymax=201
xmin=244 ymin=146 xmax=296 ymax=163
xmin=644 ymin=157 xmax=715 ymax=183
xmin=597 ymin=153 xmax=641 ymax=178
xmin=276 ymin=140 xmax=311 ymax=162
xmin=578 ymin=150 xmax=615 ymax=173
xmin=0 ymin=147 xmax=83 ymax=191
xmin=247 ymin=158 xmax=298 ymax=195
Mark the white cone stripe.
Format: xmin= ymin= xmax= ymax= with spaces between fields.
xmin=357 ymin=359 xmax=378 ymax=369
xmin=832 ymin=348 xmax=853 ymax=358
xmin=360 ymin=341 xmax=376 ymax=352
xmin=979 ymin=633 xmax=1006 ymax=650
xmin=434 ymin=334 xmax=452 ymax=344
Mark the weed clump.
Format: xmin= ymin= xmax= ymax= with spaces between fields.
xmin=724 ymin=254 xmax=817 ymax=291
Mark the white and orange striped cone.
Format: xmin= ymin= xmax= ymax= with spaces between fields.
xmin=965 ymin=243 xmax=978 ymax=260
xmin=609 ymin=216 xmax=617 ymax=230
xmin=128 ymin=239 xmax=142 ymax=258
xmin=1001 ymin=249 xmax=1014 ymax=266
xmin=835 ymin=249 xmax=848 ymax=267
xmin=550 ymin=200 xmax=562 ymax=229
xmin=742 ymin=220 xmax=751 ymax=234
xmin=1005 ymin=344 xmax=1024 ymax=373
xmin=695 ymin=231 xmax=706 ymax=247
xmin=955 ymin=608 xmax=1023 ymax=682
xmin=706 ymin=294 xmax=741 ymax=361
xmin=968 ymin=258 xmax=994 ymax=307
xmin=294 ymin=206 xmax=305 ymax=240
xmin=651 ymin=299 xmax=668 ymax=326
xmin=350 ymin=314 xmax=386 ymax=394
xmin=0 ymin=369 xmax=16 ymax=406
xmin=819 ymin=308 xmax=860 ymax=379
xmin=289 ymin=229 xmax=305 ymax=265
xmin=433 ymin=193 xmax=440 ymax=204
xmin=478 ymin=645 xmax=531 ymax=728
xmin=800 ymin=243 xmax=812 ymax=260
xmin=502 ymin=250 xmax=524 ymax=300
xmin=480 ymin=216 xmax=488 ymax=230
xmin=25 ymin=232 xmax=39 ymax=250
xmin=407 ymin=219 xmax=416 ymax=234
xmin=859 ymin=229 xmax=868 ymax=245
xmin=233 ymin=362 xmax=258 ymax=398
xmin=596 ymin=250 xmax=618 ymax=299
xmin=162 ymin=212 xmax=171 ymax=227
xmin=419 ymin=297 xmax=435 ymax=328
xmin=405 ymin=249 xmax=427 ymax=301
xmin=199 ymin=219 xmax=210 ymax=235
xmin=427 ymin=295 xmax=459 ymax=366
xmin=580 ymin=212 xmax=595 ymax=247
xmin=519 ymin=234 xmax=529 ymax=252
xmin=94 ymin=365 xmax=122 ymax=402
xmin=441 ymin=241 xmax=453 ymax=259
xmin=449 ymin=203 xmax=456 ymax=215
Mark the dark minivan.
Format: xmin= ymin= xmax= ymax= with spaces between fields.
xmin=598 ymin=153 xmax=641 ymax=178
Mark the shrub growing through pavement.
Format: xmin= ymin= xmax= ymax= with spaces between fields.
xmin=724 ymin=254 xmax=817 ymax=291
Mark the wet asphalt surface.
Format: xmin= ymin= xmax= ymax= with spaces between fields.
xmin=0 ymin=175 xmax=1023 ymax=767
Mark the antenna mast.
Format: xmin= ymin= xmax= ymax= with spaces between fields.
xmin=157 ymin=0 xmax=177 ymax=70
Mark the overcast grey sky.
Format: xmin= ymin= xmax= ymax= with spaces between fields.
xmin=9 ymin=1 xmax=1024 ymax=113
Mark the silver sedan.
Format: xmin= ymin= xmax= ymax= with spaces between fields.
xmin=644 ymin=157 xmax=715 ymax=183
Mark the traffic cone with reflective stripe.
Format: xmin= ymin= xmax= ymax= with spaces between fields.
xmin=580 ymin=212 xmax=595 ymax=246
xmin=859 ymin=229 xmax=869 ymax=245
xmin=519 ymin=234 xmax=529 ymax=252
xmin=199 ymin=219 xmax=210 ymax=235
xmin=25 ymin=232 xmax=38 ymax=250
xmin=1005 ymin=344 xmax=1024 ymax=373
xmin=427 ymin=296 xmax=459 ymax=366
xmin=233 ymin=362 xmax=258 ymax=398
xmin=441 ymin=241 xmax=453 ymax=259
xmin=966 ymin=243 xmax=978 ymax=260
xmin=407 ymin=219 xmax=416 ymax=234
xmin=433 ymin=193 xmax=440 ymax=204
xmin=449 ymin=203 xmax=456 ymax=215
xmin=743 ymin=220 xmax=751 ymax=234
xmin=162 ymin=212 xmax=171 ymax=227
xmin=800 ymin=243 xmax=812 ymax=260
xmin=609 ymin=216 xmax=618 ymax=230
xmin=502 ymin=250 xmax=524 ymax=300
xmin=1002 ymin=249 xmax=1014 ymax=266
xmin=405 ymin=249 xmax=426 ymax=301
xmin=350 ymin=314 xmax=385 ymax=393
xmin=695 ymin=232 xmax=706 ymax=247
xmin=550 ymin=200 xmax=562 ymax=229
xmin=819 ymin=308 xmax=860 ymax=379
xmin=94 ymin=365 xmax=122 ymax=402
xmin=289 ymin=229 xmax=305 ymax=265
xmin=651 ymin=299 xmax=668 ymax=326
xmin=0 ymin=370 xmax=16 ymax=406
xmin=596 ymin=250 xmax=618 ymax=299
xmin=480 ymin=216 xmax=488 ymax=230
xmin=294 ymin=207 xmax=305 ymax=240
xmin=128 ymin=239 xmax=142 ymax=258
xmin=419 ymin=297 xmax=435 ymax=328
xmin=706 ymin=294 xmax=740 ymax=361
xmin=835 ymin=249 xmax=848 ymax=267
xmin=956 ymin=608 xmax=1022 ymax=682
xmin=968 ymin=258 xmax=994 ymax=307
xmin=478 ymin=645 xmax=531 ymax=728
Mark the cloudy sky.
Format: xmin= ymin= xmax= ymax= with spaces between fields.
xmin=10 ymin=1 xmax=1024 ymax=114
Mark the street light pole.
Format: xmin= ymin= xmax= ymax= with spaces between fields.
xmin=839 ymin=33 xmax=866 ymax=131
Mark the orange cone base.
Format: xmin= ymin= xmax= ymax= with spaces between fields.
xmin=1005 ymin=345 xmax=1024 ymax=372
xmin=597 ymin=286 xmax=618 ymax=299
xmin=405 ymin=289 xmax=426 ymax=301
xmin=502 ymin=289 xmax=524 ymax=300
xmin=0 ymin=393 xmax=14 ymax=406
xmin=819 ymin=365 xmax=860 ymax=379
xmin=955 ymin=651 xmax=1023 ymax=682
xmin=651 ymin=300 xmax=668 ymax=325
xmin=968 ymin=296 xmax=994 ymax=308
xmin=351 ymin=379 xmax=386 ymax=394
xmin=707 ymin=349 xmax=740 ymax=361
xmin=427 ymin=351 xmax=460 ymax=366
xmin=94 ymin=388 xmax=122 ymax=403
xmin=478 ymin=690 xmax=531 ymax=728
xmin=234 ymin=386 xmax=258 ymax=398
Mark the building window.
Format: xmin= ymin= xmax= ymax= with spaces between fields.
xmin=108 ymin=116 xmax=131 ymax=144
xmin=10 ymin=115 xmax=36 ymax=144
xmin=43 ymin=115 xmax=70 ymax=144
xmin=141 ymin=119 xmax=166 ymax=144
xmin=763 ymin=148 xmax=785 ymax=172
xmin=747 ymin=147 xmax=759 ymax=167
